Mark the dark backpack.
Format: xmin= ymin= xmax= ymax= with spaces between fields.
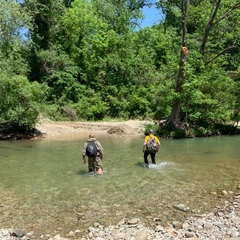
xmin=146 ymin=137 xmax=159 ymax=153
xmin=86 ymin=141 xmax=98 ymax=157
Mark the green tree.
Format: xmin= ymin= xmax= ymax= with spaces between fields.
xmin=24 ymin=0 xmax=66 ymax=82
xmin=0 ymin=68 xmax=47 ymax=130
xmin=0 ymin=0 xmax=30 ymax=57
xmin=164 ymin=0 xmax=190 ymax=128
xmin=92 ymin=0 xmax=146 ymax=33
xmin=0 ymin=0 xmax=48 ymax=131
xmin=158 ymin=0 xmax=240 ymax=130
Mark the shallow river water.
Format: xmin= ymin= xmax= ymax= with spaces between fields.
xmin=0 ymin=134 xmax=239 ymax=237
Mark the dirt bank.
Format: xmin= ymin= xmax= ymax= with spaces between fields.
xmin=36 ymin=120 xmax=155 ymax=138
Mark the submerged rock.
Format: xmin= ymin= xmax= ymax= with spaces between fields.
xmin=174 ymin=204 xmax=190 ymax=212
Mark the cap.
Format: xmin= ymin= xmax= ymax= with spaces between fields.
xmin=149 ymin=129 xmax=153 ymax=133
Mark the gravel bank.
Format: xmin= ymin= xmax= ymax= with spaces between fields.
xmin=1 ymin=192 xmax=239 ymax=240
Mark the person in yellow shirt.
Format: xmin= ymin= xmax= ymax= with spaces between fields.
xmin=142 ymin=129 xmax=160 ymax=165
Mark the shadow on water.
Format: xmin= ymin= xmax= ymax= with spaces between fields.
xmin=76 ymin=169 xmax=88 ymax=175
xmin=0 ymin=135 xmax=240 ymax=237
xmin=135 ymin=161 xmax=145 ymax=168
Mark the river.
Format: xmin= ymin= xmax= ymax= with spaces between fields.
xmin=0 ymin=134 xmax=239 ymax=237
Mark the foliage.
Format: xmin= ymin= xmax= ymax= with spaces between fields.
xmin=214 ymin=123 xmax=240 ymax=135
xmin=144 ymin=124 xmax=159 ymax=136
xmin=0 ymin=0 xmax=239 ymax=138
xmin=72 ymin=89 xmax=109 ymax=121
xmin=181 ymin=66 xmax=236 ymax=126
xmin=0 ymin=0 xmax=31 ymax=57
xmin=38 ymin=49 xmax=82 ymax=103
xmin=158 ymin=123 xmax=240 ymax=139
xmin=0 ymin=71 xmax=47 ymax=130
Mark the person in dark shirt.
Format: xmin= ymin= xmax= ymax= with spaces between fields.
xmin=82 ymin=134 xmax=104 ymax=174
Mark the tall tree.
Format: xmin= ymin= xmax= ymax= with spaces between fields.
xmin=200 ymin=0 xmax=240 ymax=60
xmin=24 ymin=0 xmax=66 ymax=82
xmin=165 ymin=0 xmax=190 ymax=128
xmin=159 ymin=0 xmax=240 ymax=129
xmin=0 ymin=0 xmax=29 ymax=56
xmin=92 ymin=0 xmax=148 ymax=33
xmin=0 ymin=0 xmax=30 ymax=75
xmin=0 ymin=1 xmax=47 ymax=131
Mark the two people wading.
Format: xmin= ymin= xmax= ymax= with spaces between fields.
xmin=82 ymin=129 xmax=161 ymax=174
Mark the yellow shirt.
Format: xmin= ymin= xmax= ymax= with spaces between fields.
xmin=144 ymin=134 xmax=160 ymax=146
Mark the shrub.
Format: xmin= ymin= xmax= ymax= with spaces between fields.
xmin=172 ymin=129 xmax=187 ymax=139
xmin=144 ymin=124 xmax=158 ymax=135
xmin=0 ymin=73 xmax=47 ymax=130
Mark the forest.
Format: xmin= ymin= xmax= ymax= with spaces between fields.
xmin=0 ymin=0 xmax=239 ymax=138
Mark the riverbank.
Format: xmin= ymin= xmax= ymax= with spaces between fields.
xmin=1 ymin=191 xmax=240 ymax=239
xmin=1 ymin=119 xmax=239 ymax=140
xmin=35 ymin=119 xmax=240 ymax=139
xmin=35 ymin=119 xmax=154 ymax=137
xmin=0 ymin=119 xmax=155 ymax=140
xmin=81 ymin=192 xmax=240 ymax=239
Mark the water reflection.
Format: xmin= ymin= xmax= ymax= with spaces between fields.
xmin=0 ymin=135 xmax=239 ymax=236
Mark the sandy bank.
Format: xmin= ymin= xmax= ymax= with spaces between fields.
xmin=36 ymin=120 xmax=155 ymax=137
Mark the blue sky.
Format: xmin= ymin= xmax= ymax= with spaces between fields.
xmin=141 ymin=6 xmax=162 ymax=28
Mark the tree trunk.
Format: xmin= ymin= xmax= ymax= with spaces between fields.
xmin=200 ymin=0 xmax=221 ymax=56
xmin=200 ymin=1 xmax=240 ymax=58
xmin=166 ymin=0 xmax=189 ymax=129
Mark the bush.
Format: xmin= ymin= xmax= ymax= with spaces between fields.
xmin=144 ymin=124 xmax=158 ymax=135
xmin=40 ymin=104 xmax=64 ymax=121
xmin=158 ymin=125 xmax=172 ymax=138
xmin=72 ymin=93 xmax=109 ymax=121
xmin=0 ymin=73 xmax=47 ymax=130
xmin=214 ymin=123 xmax=240 ymax=135
xmin=171 ymin=129 xmax=187 ymax=138
xmin=62 ymin=105 xmax=77 ymax=120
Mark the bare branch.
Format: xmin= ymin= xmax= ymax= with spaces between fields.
xmin=200 ymin=0 xmax=221 ymax=55
xmin=212 ymin=3 xmax=240 ymax=27
xmin=205 ymin=42 xmax=240 ymax=66
xmin=200 ymin=1 xmax=240 ymax=56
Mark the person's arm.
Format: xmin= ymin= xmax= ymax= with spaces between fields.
xmin=96 ymin=141 xmax=104 ymax=159
xmin=142 ymin=144 xmax=146 ymax=152
xmin=155 ymin=136 xmax=161 ymax=152
xmin=142 ymin=136 xmax=148 ymax=152
xmin=156 ymin=136 xmax=161 ymax=145
xmin=82 ymin=142 xmax=87 ymax=164
xmin=82 ymin=152 xmax=86 ymax=164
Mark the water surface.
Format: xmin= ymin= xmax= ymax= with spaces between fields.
xmin=0 ymin=134 xmax=239 ymax=236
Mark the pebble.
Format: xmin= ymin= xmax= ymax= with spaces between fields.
xmin=1 ymin=193 xmax=239 ymax=240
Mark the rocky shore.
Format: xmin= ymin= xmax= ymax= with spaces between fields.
xmin=1 ymin=191 xmax=239 ymax=240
